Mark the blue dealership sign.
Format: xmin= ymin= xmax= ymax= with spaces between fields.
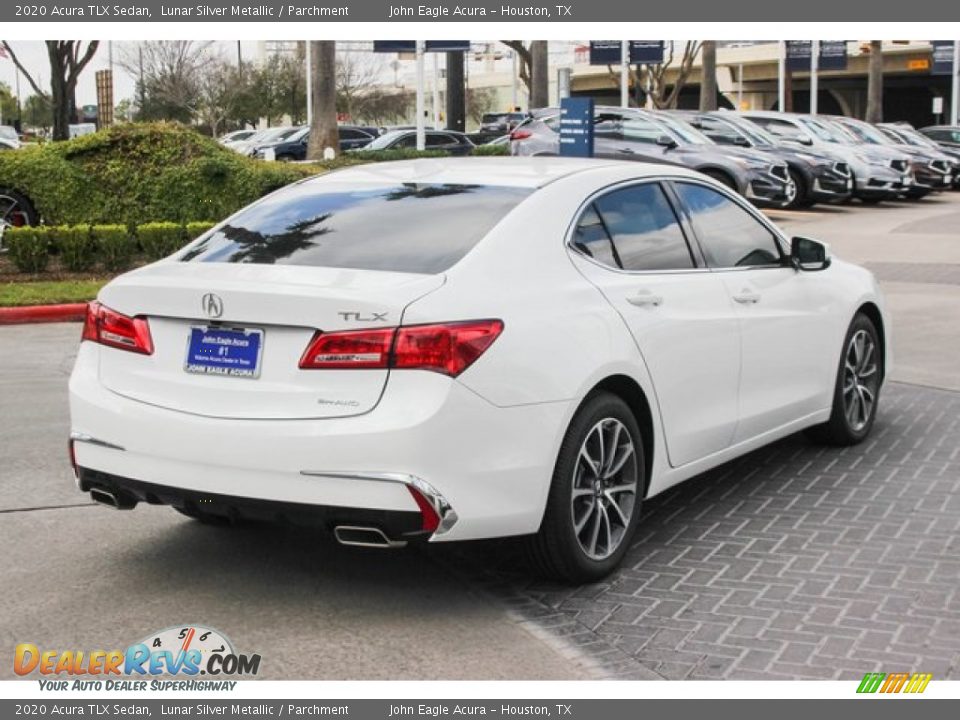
xmin=373 ymin=41 xmax=471 ymax=53
xmin=786 ymin=41 xmax=813 ymax=72
xmin=931 ymin=41 xmax=956 ymax=76
xmin=819 ymin=41 xmax=848 ymax=70
xmin=558 ymin=97 xmax=595 ymax=158
xmin=589 ymin=41 xmax=665 ymax=65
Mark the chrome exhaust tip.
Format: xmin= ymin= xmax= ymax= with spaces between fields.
xmin=333 ymin=525 xmax=407 ymax=549
xmin=89 ymin=487 xmax=137 ymax=510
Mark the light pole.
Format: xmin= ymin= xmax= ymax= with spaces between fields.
xmin=810 ymin=40 xmax=819 ymax=115
xmin=952 ymin=40 xmax=960 ymax=127
xmin=415 ymin=40 xmax=425 ymax=150
xmin=778 ymin=41 xmax=786 ymax=112
xmin=620 ymin=40 xmax=629 ymax=108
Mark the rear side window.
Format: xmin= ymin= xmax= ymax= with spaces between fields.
xmin=179 ymin=182 xmax=533 ymax=274
xmin=571 ymin=183 xmax=694 ymax=272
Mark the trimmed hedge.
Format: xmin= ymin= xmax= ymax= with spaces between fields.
xmin=0 ymin=122 xmax=311 ymax=227
xmin=2 ymin=221 xmax=222 ymax=274
xmin=95 ymin=225 xmax=137 ymax=272
xmin=471 ymin=144 xmax=510 ymax=156
xmin=4 ymin=227 xmax=51 ymax=273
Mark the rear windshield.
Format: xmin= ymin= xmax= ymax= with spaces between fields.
xmin=179 ymin=182 xmax=533 ymax=274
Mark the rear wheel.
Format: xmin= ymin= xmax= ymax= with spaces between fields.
xmin=786 ymin=168 xmax=814 ymax=209
xmin=0 ymin=188 xmax=38 ymax=250
xmin=527 ymin=392 xmax=644 ymax=583
xmin=806 ymin=313 xmax=883 ymax=446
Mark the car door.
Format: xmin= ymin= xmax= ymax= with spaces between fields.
xmin=567 ymin=180 xmax=741 ymax=468
xmin=671 ymin=180 xmax=843 ymax=442
xmin=594 ymin=114 xmax=673 ymax=164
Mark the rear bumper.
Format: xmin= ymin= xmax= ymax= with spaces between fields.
xmin=77 ymin=467 xmax=429 ymax=542
xmin=68 ymin=344 xmax=568 ymax=542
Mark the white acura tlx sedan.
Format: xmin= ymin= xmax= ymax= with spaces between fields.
xmin=69 ymin=157 xmax=889 ymax=582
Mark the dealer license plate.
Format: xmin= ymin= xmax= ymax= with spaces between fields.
xmin=184 ymin=326 xmax=264 ymax=379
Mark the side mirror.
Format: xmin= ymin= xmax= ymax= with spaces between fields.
xmin=791 ymin=236 xmax=832 ymax=271
xmin=732 ymin=135 xmax=750 ymax=147
xmin=656 ymin=134 xmax=678 ymax=149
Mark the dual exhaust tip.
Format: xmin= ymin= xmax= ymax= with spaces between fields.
xmin=89 ymin=490 xmax=405 ymax=549
xmin=89 ymin=487 xmax=137 ymax=510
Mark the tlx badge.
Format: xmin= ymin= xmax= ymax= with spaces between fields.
xmin=338 ymin=312 xmax=388 ymax=322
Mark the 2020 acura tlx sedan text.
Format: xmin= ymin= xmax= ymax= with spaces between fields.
xmin=69 ymin=158 xmax=889 ymax=582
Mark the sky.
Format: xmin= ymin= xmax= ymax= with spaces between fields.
xmin=0 ymin=41 xmax=261 ymax=107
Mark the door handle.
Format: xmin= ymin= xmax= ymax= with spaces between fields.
xmin=627 ymin=291 xmax=663 ymax=307
xmin=732 ymin=289 xmax=761 ymax=304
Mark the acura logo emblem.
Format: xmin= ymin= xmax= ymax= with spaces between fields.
xmin=202 ymin=293 xmax=224 ymax=319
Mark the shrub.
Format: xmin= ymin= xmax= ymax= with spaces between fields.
xmin=94 ymin=224 xmax=137 ymax=272
xmin=54 ymin=225 xmax=97 ymax=272
xmin=138 ymin=222 xmax=185 ymax=260
xmin=3 ymin=226 xmax=51 ymax=273
xmin=185 ymin=221 xmax=216 ymax=242
xmin=0 ymin=122 xmax=312 ymax=227
xmin=472 ymin=144 xmax=510 ymax=156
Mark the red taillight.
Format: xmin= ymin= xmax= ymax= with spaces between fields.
xmin=298 ymin=328 xmax=394 ymax=369
xmin=407 ymin=485 xmax=441 ymax=533
xmin=299 ymin=320 xmax=503 ymax=377
xmin=393 ymin=320 xmax=503 ymax=377
xmin=82 ymin=301 xmax=154 ymax=355
xmin=509 ymin=129 xmax=532 ymax=141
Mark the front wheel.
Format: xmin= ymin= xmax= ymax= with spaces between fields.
xmin=526 ymin=392 xmax=645 ymax=583
xmin=807 ymin=313 xmax=883 ymax=446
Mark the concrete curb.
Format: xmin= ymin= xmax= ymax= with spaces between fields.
xmin=0 ymin=303 xmax=87 ymax=325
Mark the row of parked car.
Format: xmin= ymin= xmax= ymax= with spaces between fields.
xmin=219 ymin=124 xmax=478 ymax=161
xmin=508 ymin=109 xmax=960 ymax=209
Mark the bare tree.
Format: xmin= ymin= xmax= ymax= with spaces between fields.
xmin=336 ymin=52 xmax=384 ymax=121
xmin=603 ymin=42 xmax=702 ymax=109
xmin=865 ymin=41 xmax=884 ymax=123
xmin=307 ymin=41 xmax=339 ymax=160
xmin=1 ymin=40 xmax=99 ymax=140
xmin=118 ymin=41 xmax=214 ymax=121
xmin=466 ymin=87 xmax=498 ymax=125
xmin=194 ymin=60 xmax=245 ymax=137
xmin=500 ymin=41 xmax=549 ymax=110
xmin=699 ymin=41 xmax=718 ymax=111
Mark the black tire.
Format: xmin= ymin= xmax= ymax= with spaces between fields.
xmin=275 ymin=154 xmax=295 ymax=163
xmin=526 ymin=392 xmax=645 ymax=583
xmin=0 ymin=187 xmax=39 ymax=230
xmin=174 ymin=505 xmax=234 ymax=526
xmin=806 ymin=313 xmax=883 ymax=446
xmin=787 ymin=168 xmax=814 ymax=209
xmin=701 ymin=169 xmax=737 ymax=192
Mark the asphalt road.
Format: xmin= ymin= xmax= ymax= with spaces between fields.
xmin=2 ymin=192 xmax=959 ymax=681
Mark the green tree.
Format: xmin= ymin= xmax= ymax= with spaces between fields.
xmin=22 ymin=94 xmax=52 ymax=130
xmin=0 ymin=82 xmax=18 ymax=126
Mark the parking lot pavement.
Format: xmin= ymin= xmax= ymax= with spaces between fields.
xmin=2 ymin=194 xmax=958 ymax=682
xmin=0 ymin=323 xmax=594 ymax=681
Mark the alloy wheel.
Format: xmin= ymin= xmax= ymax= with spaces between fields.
xmin=571 ymin=418 xmax=638 ymax=561
xmin=842 ymin=329 xmax=879 ymax=432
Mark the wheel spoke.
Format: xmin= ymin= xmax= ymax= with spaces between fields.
xmin=603 ymin=421 xmax=622 ymax=476
xmin=578 ymin=444 xmax=600 ymax=479
xmin=588 ymin=505 xmax=602 ymax=556
xmin=599 ymin=504 xmax=612 ymax=555
xmin=604 ymin=491 xmax=629 ymax=527
xmin=574 ymin=498 xmax=596 ymax=534
xmin=604 ymin=443 xmax=635 ymax=479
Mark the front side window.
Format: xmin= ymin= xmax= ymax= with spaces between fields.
xmin=179 ymin=182 xmax=533 ymax=274
xmin=673 ymin=182 xmax=783 ymax=269
xmin=571 ymin=183 xmax=694 ymax=272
